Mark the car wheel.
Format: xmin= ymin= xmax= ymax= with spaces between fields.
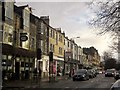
xmin=87 ymin=76 xmax=89 ymax=80
xmin=73 ymin=78 xmax=76 ymax=81
xmin=115 ymin=78 xmax=118 ymax=80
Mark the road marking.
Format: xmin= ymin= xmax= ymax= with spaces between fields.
xmin=65 ymin=87 xmax=69 ymax=88
xmin=91 ymin=81 xmax=93 ymax=82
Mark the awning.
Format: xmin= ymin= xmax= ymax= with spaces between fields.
xmin=53 ymin=56 xmax=64 ymax=61
xmin=2 ymin=43 xmax=36 ymax=58
xmin=42 ymin=55 xmax=49 ymax=60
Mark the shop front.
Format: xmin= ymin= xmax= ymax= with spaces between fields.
xmin=54 ymin=56 xmax=64 ymax=76
xmin=2 ymin=43 xmax=36 ymax=80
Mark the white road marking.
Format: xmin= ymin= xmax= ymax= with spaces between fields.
xmin=65 ymin=87 xmax=69 ymax=88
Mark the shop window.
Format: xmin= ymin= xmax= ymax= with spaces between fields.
xmin=29 ymin=63 xmax=33 ymax=67
xmin=8 ymin=33 xmax=12 ymax=42
xmin=2 ymin=60 xmax=6 ymax=66
xmin=8 ymin=55 xmax=12 ymax=60
xmin=21 ymin=62 xmax=24 ymax=67
xmin=2 ymin=55 xmax=7 ymax=60
xmin=31 ymin=38 xmax=35 ymax=49
xmin=7 ymin=60 xmax=12 ymax=66
xmin=25 ymin=63 xmax=29 ymax=67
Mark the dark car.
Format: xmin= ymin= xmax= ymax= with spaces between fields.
xmin=114 ymin=70 xmax=120 ymax=80
xmin=87 ymin=69 xmax=94 ymax=78
xmin=72 ymin=69 xmax=89 ymax=81
xmin=105 ymin=69 xmax=116 ymax=77
xmin=110 ymin=79 xmax=120 ymax=90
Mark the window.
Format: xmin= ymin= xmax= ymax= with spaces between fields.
xmin=41 ymin=22 xmax=44 ymax=34
xmin=2 ymin=60 xmax=6 ymax=66
xmin=64 ymin=39 xmax=65 ymax=45
xmin=2 ymin=55 xmax=7 ymax=60
xmin=59 ymin=47 xmax=62 ymax=55
xmin=56 ymin=32 xmax=58 ymax=45
xmin=8 ymin=33 xmax=12 ymax=42
xmin=5 ymin=2 xmax=13 ymax=19
xmin=31 ymin=38 xmax=35 ymax=49
xmin=53 ymin=45 xmax=55 ymax=52
xmin=23 ymin=9 xmax=29 ymax=27
xmin=59 ymin=34 xmax=62 ymax=42
xmin=50 ymin=44 xmax=52 ymax=51
xmin=51 ymin=29 xmax=53 ymax=37
xmin=53 ymin=30 xmax=55 ymax=38
xmin=21 ymin=62 xmax=24 ymax=67
xmin=68 ymin=41 xmax=69 ymax=47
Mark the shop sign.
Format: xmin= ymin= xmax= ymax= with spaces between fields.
xmin=20 ymin=33 xmax=28 ymax=41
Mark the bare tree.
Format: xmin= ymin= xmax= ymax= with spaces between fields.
xmin=103 ymin=51 xmax=113 ymax=61
xmin=90 ymin=0 xmax=120 ymax=52
xmin=91 ymin=1 xmax=120 ymax=34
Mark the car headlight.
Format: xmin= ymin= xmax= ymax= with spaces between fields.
xmin=82 ymin=74 xmax=85 ymax=77
xmin=112 ymin=73 xmax=114 ymax=75
xmin=116 ymin=73 xmax=119 ymax=75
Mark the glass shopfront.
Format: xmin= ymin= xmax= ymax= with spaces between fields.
xmin=2 ymin=54 xmax=34 ymax=80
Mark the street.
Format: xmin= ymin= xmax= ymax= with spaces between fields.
xmin=39 ymin=74 xmax=116 ymax=89
xmin=2 ymin=74 xmax=117 ymax=90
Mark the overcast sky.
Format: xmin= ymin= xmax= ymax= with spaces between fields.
xmin=15 ymin=1 xmax=115 ymax=57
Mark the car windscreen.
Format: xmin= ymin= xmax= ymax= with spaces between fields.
xmin=106 ymin=69 xmax=115 ymax=72
xmin=75 ymin=70 xmax=86 ymax=74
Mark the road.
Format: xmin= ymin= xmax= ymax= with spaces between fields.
xmin=40 ymin=74 xmax=116 ymax=89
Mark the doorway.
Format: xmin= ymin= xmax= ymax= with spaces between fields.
xmin=15 ymin=62 xmax=20 ymax=80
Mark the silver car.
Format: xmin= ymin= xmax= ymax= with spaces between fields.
xmin=110 ymin=79 xmax=120 ymax=90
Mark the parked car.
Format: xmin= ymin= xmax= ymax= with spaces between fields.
xmin=110 ymin=79 xmax=120 ymax=90
xmin=72 ymin=69 xmax=89 ymax=81
xmin=105 ymin=69 xmax=116 ymax=77
xmin=114 ymin=70 xmax=120 ymax=80
xmin=92 ymin=69 xmax=97 ymax=77
xmin=87 ymin=69 xmax=94 ymax=78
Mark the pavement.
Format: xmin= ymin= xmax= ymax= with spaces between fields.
xmin=2 ymin=75 xmax=69 ymax=90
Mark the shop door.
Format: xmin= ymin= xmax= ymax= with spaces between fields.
xmin=15 ymin=62 xmax=20 ymax=80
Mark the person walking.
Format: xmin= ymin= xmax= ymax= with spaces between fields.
xmin=39 ymin=68 xmax=42 ymax=79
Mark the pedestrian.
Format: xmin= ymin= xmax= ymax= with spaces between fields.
xmin=69 ymin=70 xmax=71 ymax=77
xmin=39 ymin=68 xmax=42 ymax=79
xmin=2 ymin=70 xmax=6 ymax=80
xmin=33 ymin=68 xmax=37 ymax=82
xmin=72 ymin=68 xmax=75 ymax=76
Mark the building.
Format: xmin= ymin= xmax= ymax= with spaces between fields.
xmin=39 ymin=16 xmax=50 ymax=78
xmin=2 ymin=3 xmax=36 ymax=80
xmin=83 ymin=47 xmax=100 ymax=68
xmin=2 ymin=1 xmax=15 ymax=80
xmin=64 ymin=36 xmax=72 ymax=74
xmin=78 ymin=46 xmax=84 ymax=69
xmin=49 ymin=27 xmax=65 ymax=76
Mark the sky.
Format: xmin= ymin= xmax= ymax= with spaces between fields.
xmin=15 ymin=1 xmax=115 ymax=58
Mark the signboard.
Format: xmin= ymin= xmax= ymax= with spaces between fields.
xmin=20 ymin=33 xmax=28 ymax=41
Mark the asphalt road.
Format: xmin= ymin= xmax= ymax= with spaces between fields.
xmin=2 ymin=74 xmax=116 ymax=90
xmin=40 ymin=74 xmax=116 ymax=89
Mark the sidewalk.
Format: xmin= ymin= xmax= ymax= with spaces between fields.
xmin=2 ymin=75 xmax=69 ymax=89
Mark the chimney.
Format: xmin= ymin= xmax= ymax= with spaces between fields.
xmin=40 ymin=16 xmax=49 ymax=25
